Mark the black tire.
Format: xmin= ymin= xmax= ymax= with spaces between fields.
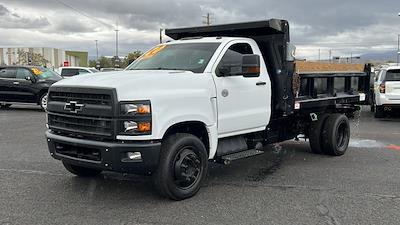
xmin=39 ymin=93 xmax=48 ymax=110
xmin=370 ymin=94 xmax=375 ymax=112
xmin=0 ymin=103 xmax=11 ymax=109
xmin=309 ymin=114 xmax=330 ymax=154
xmin=62 ymin=161 xmax=102 ymax=177
xmin=374 ymin=105 xmax=384 ymax=118
xmin=321 ymin=114 xmax=350 ymax=156
xmin=153 ymin=133 xmax=208 ymax=200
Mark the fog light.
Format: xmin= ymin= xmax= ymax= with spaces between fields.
xmin=122 ymin=152 xmax=142 ymax=162
xmin=128 ymin=152 xmax=141 ymax=160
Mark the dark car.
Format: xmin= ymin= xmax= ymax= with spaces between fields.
xmin=0 ymin=66 xmax=62 ymax=110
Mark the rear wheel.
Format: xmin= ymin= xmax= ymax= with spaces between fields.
xmin=374 ymin=105 xmax=384 ymax=118
xmin=321 ymin=114 xmax=350 ymax=156
xmin=0 ymin=103 xmax=11 ymax=109
xmin=153 ymin=133 xmax=208 ymax=200
xmin=62 ymin=161 xmax=102 ymax=177
xmin=308 ymin=114 xmax=329 ymax=154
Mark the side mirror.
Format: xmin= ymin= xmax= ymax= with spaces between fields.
xmin=242 ymin=54 xmax=260 ymax=78
xmin=217 ymin=54 xmax=260 ymax=77
xmin=25 ymin=76 xmax=36 ymax=83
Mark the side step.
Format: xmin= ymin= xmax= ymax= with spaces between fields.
xmin=218 ymin=149 xmax=264 ymax=165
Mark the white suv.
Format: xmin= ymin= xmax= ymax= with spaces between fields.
xmin=373 ymin=66 xmax=400 ymax=117
xmin=56 ymin=67 xmax=99 ymax=78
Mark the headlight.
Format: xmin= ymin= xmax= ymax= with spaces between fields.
xmin=120 ymin=101 xmax=151 ymax=116
xmin=119 ymin=101 xmax=152 ymax=135
xmin=123 ymin=121 xmax=151 ymax=133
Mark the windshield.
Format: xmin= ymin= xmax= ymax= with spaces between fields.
xmin=31 ymin=67 xmax=62 ymax=80
xmin=385 ymin=69 xmax=400 ymax=81
xmin=126 ymin=43 xmax=220 ymax=73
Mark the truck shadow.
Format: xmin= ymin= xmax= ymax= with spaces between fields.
xmin=54 ymin=141 xmax=332 ymax=202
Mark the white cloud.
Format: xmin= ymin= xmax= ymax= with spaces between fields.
xmin=0 ymin=0 xmax=398 ymax=59
xmin=0 ymin=4 xmax=49 ymax=29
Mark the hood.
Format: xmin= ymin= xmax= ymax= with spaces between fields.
xmin=52 ymin=70 xmax=215 ymax=101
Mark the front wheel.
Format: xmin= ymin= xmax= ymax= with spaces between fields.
xmin=62 ymin=161 xmax=102 ymax=177
xmin=39 ymin=93 xmax=48 ymax=110
xmin=153 ymin=133 xmax=208 ymax=200
xmin=321 ymin=114 xmax=350 ymax=156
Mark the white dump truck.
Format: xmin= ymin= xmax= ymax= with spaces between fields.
xmin=45 ymin=19 xmax=371 ymax=200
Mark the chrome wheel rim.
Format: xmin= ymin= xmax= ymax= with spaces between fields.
xmin=41 ymin=94 xmax=48 ymax=110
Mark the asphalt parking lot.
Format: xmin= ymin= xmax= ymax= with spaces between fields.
xmin=0 ymin=105 xmax=399 ymax=225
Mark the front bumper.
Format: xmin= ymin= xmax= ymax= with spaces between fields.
xmin=46 ymin=131 xmax=161 ymax=175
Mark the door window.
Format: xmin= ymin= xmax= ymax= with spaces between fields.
xmin=0 ymin=68 xmax=16 ymax=79
xmin=79 ymin=69 xmax=90 ymax=74
xmin=216 ymin=43 xmax=254 ymax=77
xmin=61 ymin=69 xmax=79 ymax=77
xmin=16 ymin=68 xmax=33 ymax=80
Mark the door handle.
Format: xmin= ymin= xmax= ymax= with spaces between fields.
xmin=256 ymin=81 xmax=266 ymax=86
xmin=13 ymin=81 xmax=19 ymax=85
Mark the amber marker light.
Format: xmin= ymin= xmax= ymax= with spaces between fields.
xmin=137 ymin=122 xmax=151 ymax=132
xmin=137 ymin=105 xmax=151 ymax=114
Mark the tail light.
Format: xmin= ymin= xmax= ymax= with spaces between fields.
xmin=379 ymin=83 xmax=386 ymax=93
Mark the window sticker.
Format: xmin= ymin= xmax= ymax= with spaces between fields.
xmin=140 ymin=45 xmax=167 ymax=60
xmin=31 ymin=67 xmax=43 ymax=76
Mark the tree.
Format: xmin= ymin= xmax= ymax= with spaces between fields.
xmin=89 ymin=59 xmax=97 ymax=67
xmin=98 ymin=56 xmax=112 ymax=68
xmin=89 ymin=50 xmax=143 ymax=69
xmin=125 ymin=51 xmax=143 ymax=65
xmin=17 ymin=49 xmax=49 ymax=66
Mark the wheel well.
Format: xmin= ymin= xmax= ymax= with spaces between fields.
xmin=37 ymin=89 xmax=48 ymax=103
xmin=163 ymin=121 xmax=210 ymax=155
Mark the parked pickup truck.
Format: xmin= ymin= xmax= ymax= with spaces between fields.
xmin=45 ymin=19 xmax=371 ymax=200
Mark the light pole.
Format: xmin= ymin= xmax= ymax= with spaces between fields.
xmin=114 ymin=22 xmax=120 ymax=68
xmin=160 ymin=28 xmax=163 ymax=44
xmin=397 ymin=13 xmax=400 ymax=65
xmin=95 ymin=40 xmax=99 ymax=60
xmin=397 ymin=34 xmax=399 ymax=65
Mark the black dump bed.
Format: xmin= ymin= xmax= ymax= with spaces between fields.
xmin=165 ymin=19 xmax=371 ymax=117
xmin=166 ymin=19 xmax=295 ymax=117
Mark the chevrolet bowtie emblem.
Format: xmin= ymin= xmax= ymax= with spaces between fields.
xmin=64 ymin=101 xmax=84 ymax=113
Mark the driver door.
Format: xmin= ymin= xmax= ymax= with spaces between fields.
xmin=212 ymin=41 xmax=271 ymax=137
xmin=0 ymin=67 xmax=17 ymax=102
xmin=13 ymin=68 xmax=37 ymax=103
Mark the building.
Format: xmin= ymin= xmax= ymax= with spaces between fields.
xmin=0 ymin=47 xmax=88 ymax=68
